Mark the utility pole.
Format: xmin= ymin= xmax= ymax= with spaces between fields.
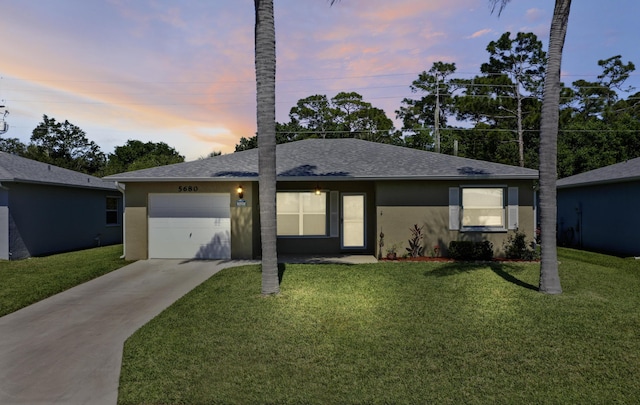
xmin=434 ymin=75 xmax=440 ymax=153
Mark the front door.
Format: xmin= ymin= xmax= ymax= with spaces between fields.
xmin=342 ymin=194 xmax=365 ymax=249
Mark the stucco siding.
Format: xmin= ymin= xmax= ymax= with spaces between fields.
xmin=6 ymin=183 xmax=122 ymax=259
xmin=124 ymin=207 xmax=148 ymax=260
xmin=123 ymin=181 xmax=253 ymax=260
xmin=558 ymin=181 xmax=640 ymax=256
xmin=122 ymin=178 xmax=535 ymax=260
xmin=275 ymin=181 xmax=376 ymax=256
xmin=0 ymin=206 xmax=8 ymax=260
xmin=231 ymin=206 xmax=253 ymax=259
xmin=376 ymin=180 xmax=536 ymax=258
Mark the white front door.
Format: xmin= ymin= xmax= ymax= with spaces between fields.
xmin=342 ymin=194 xmax=365 ymax=249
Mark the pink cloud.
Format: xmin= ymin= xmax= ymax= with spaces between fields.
xmin=466 ymin=28 xmax=493 ymax=39
xmin=525 ymin=8 xmax=546 ymax=23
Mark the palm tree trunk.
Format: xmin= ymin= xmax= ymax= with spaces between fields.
xmin=538 ymin=0 xmax=571 ymax=294
xmin=255 ymin=0 xmax=279 ymax=295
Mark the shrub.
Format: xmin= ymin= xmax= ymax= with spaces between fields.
xmin=406 ymin=224 xmax=425 ymax=258
xmin=448 ymin=240 xmax=494 ymax=261
xmin=504 ymin=230 xmax=539 ymax=260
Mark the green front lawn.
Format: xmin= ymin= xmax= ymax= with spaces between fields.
xmin=119 ymin=248 xmax=640 ymax=404
xmin=0 ymin=245 xmax=129 ymax=317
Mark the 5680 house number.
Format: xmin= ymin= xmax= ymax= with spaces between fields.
xmin=178 ymin=185 xmax=199 ymax=192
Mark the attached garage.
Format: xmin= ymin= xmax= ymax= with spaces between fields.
xmin=148 ymin=193 xmax=230 ymax=259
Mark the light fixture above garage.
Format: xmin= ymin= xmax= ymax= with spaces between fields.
xmin=236 ymin=185 xmax=244 ymax=199
xmin=314 ymin=184 xmax=321 ymax=195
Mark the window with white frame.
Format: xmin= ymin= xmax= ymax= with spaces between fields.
xmin=277 ymin=192 xmax=327 ymax=236
xmin=449 ymin=186 xmax=518 ymax=231
xmin=462 ymin=188 xmax=505 ymax=227
xmin=106 ymin=196 xmax=120 ymax=225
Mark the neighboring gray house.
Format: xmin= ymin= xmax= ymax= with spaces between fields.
xmin=557 ymin=157 xmax=640 ymax=257
xmin=105 ymin=138 xmax=539 ymax=261
xmin=0 ymin=152 xmax=123 ymax=260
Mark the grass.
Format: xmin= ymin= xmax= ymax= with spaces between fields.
xmin=0 ymin=244 xmax=130 ymax=317
xmin=118 ymin=248 xmax=640 ymax=404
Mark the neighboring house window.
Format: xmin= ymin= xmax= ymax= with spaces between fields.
xmin=449 ymin=186 xmax=518 ymax=231
xmin=106 ymin=197 xmax=120 ymax=225
xmin=277 ymin=192 xmax=327 ymax=236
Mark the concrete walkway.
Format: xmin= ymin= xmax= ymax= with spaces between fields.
xmin=0 ymin=259 xmax=257 ymax=405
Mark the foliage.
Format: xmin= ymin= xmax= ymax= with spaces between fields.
xmin=0 ymin=116 xmax=185 ymax=176
xmin=234 ymin=91 xmax=398 ymax=151
xmin=396 ymin=62 xmax=457 ymax=152
xmin=232 ymin=33 xmax=637 ymax=177
xmin=0 ymin=137 xmax=27 ymax=155
xmin=405 ymin=224 xmax=425 ymax=257
xmin=0 ymin=245 xmax=129 ymax=317
xmin=102 ymin=140 xmax=184 ymax=175
xmin=503 ymin=229 xmax=539 ymax=260
xmin=448 ymin=240 xmax=494 ymax=261
xmin=119 ymin=249 xmax=640 ymax=404
xmin=385 ymin=243 xmax=401 ymax=259
xmin=24 ymin=114 xmax=106 ymax=175
xmin=200 ymin=151 xmax=222 ymax=159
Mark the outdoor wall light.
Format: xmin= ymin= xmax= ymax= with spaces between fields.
xmin=237 ymin=185 xmax=244 ymax=199
xmin=314 ymin=184 xmax=321 ymax=195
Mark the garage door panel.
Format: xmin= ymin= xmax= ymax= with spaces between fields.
xmin=149 ymin=218 xmax=230 ymax=245
xmin=148 ymin=194 xmax=231 ymax=259
xmin=149 ymin=194 xmax=230 ymax=218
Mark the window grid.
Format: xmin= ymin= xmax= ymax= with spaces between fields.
xmin=106 ymin=197 xmax=120 ymax=225
xmin=461 ymin=188 xmax=505 ymax=228
xmin=277 ymin=192 xmax=327 ymax=236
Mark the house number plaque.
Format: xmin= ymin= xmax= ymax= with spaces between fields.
xmin=178 ymin=185 xmax=199 ymax=192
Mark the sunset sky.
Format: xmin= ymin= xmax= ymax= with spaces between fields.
xmin=1 ymin=0 xmax=638 ymax=161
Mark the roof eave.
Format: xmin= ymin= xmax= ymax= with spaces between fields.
xmin=2 ymin=178 xmax=118 ymax=191
xmin=108 ymin=174 xmax=539 ymax=183
xmin=558 ymin=176 xmax=640 ymax=189
xmin=103 ymin=176 xmax=257 ymax=183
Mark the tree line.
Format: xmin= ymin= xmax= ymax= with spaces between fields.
xmin=237 ymin=31 xmax=638 ymax=178
xmin=3 ymin=31 xmax=635 ymax=180
xmin=0 ymin=114 xmax=185 ymax=176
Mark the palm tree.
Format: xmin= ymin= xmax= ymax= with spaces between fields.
xmin=255 ymin=0 xmax=279 ymax=295
xmin=491 ymin=0 xmax=571 ymax=294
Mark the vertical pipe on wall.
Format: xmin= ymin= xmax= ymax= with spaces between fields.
xmin=115 ymin=182 xmax=126 ymax=259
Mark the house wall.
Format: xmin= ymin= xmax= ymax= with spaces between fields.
xmin=5 ymin=183 xmax=123 ymax=260
xmin=123 ymin=178 xmax=536 ymax=260
xmin=122 ymin=181 xmax=253 ymax=260
xmin=275 ymin=181 xmax=376 ymax=257
xmin=0 ymin=187 xmax=9 ymax=260
xmin=375 ymin=180 xmax=536 ymax=258
xmin=557 ymin=180 xmax=640 ymax=257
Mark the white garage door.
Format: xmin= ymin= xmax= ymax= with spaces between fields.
xmin=148 ymin=193 xmax=231 ymax=259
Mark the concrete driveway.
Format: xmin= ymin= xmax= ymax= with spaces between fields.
xmin=0 ymin=259 xmax=257 ymax=405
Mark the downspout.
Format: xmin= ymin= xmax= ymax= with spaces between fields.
xmin=533 ymin=188 xmax=539 ymax=247
xmin=0 ymin=182 xmax=10 ymax=260
xmin=115 ymin=182 xmax=126 ymax=259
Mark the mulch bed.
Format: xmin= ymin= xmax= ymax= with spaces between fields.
xmin=380 ymin=257 xmax=540 ymax=263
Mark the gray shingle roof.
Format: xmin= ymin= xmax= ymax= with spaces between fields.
xmin=0 ymin=152 xmax=117 ymax=190
xmin=105 ymin=138 xmax=538 ymax=182
xmin=557 ymin=157 xmax=640 ymax=188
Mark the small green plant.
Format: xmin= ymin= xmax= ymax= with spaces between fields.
xmin=386 ymin=243 xmax=400 ymax=260
xmin=504 ymin=229 xmax=539 ymax=260
xmin=432 ymin=245 xmax=441 ymax=258
xmin=406 ymin=224 xmax=425 ymax=258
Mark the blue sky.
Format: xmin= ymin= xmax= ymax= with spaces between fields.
xmin=1 ymin=0 xmax=638 ymax=160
